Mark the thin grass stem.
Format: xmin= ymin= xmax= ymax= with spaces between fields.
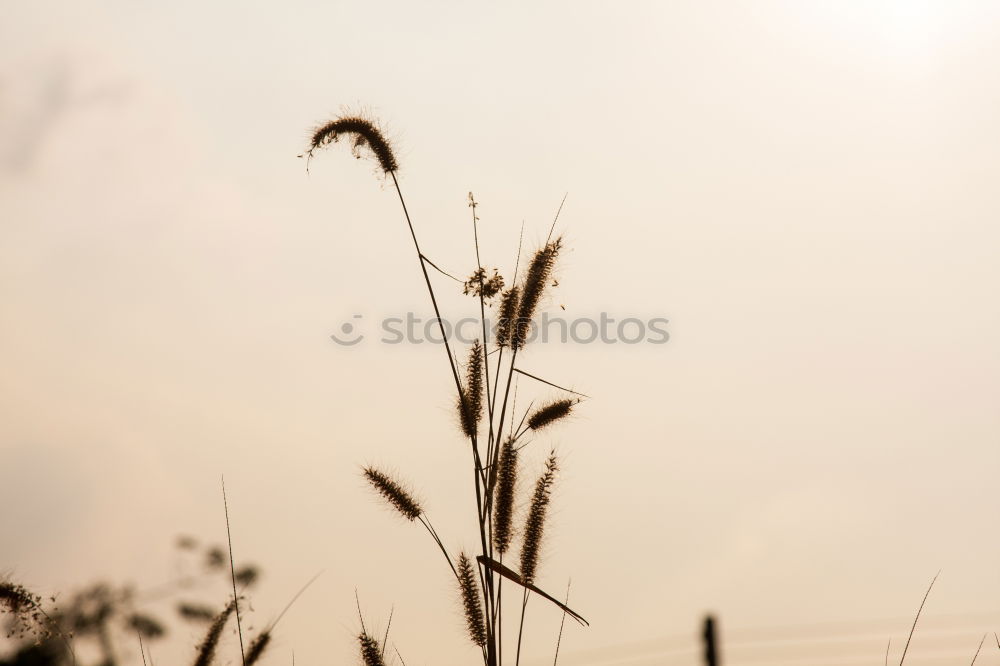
xmin=898 ymin=572 xmax=939 ymax=666
xmin=552 ymin=580 xmax=571 ymax=666
xmin=388 ymin=172 xmax=463 ymax=398
xmin=380 ymin=607 xmax=393 ymax=660
xmin=418 ymin=516 xmax=459 ymax=580
xmin=969 ymin=634 xmax=986 ymax=666
xmin=515 ymin=589 xmax=530 ymax=666
xmin=221 ymin=478 xmax=246 ymax=666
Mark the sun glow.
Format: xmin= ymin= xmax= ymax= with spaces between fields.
xmin=799 ymin=0 xmax=988 ymax=67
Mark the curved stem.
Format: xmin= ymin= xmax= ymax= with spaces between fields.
xmin=389 ymin=174 xmax=500 ymax=665
xmin=389 ymin=172 xmax=463 ymax=398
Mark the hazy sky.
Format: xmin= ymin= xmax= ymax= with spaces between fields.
xmin=2 ymin=2 xmax=999 ymax=665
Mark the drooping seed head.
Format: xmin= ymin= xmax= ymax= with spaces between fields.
xmin=492 ymin=437 xmax=519 ymax=554
xmin=457 ymin=341 xmax=484 ymax=438
xmin=519 ymin=453 xmax=558 ymax=585
xmin=456 ymin=553 xmax=487 ymax=647
xmin=494 ymin=286 xmax=521 ymax=348
xmin=193 ymin=598 xmax=238 ymax=666
xmin=513 ymin=238 xmax=562 ymax=350
xmin=306 ymin=115 xmax=398 ymax=174
xmin=362 ymin=466 xmax=423 ymax=521
xmin=527 ymin=399 xmax=575 ymax=432
xmin=358 ymin=631 xmax=386 ymax=666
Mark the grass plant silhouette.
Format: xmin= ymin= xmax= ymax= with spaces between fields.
xmin=307 ymin=111 xmax=587 ymax=665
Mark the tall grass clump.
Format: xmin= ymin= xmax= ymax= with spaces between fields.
xmin=307 ymin=111 xmax=588 ymax=664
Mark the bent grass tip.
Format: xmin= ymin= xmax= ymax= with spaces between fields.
xmin=306 ymin=115 xmax=398 ymax=174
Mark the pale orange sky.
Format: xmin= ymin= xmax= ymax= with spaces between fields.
xmin=2 ymin=2 xmax=999 ymax=665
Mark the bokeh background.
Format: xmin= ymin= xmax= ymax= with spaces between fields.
xmin=2 ymin=1 xmax=999 ymax=664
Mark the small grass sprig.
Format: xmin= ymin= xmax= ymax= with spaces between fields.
xmin=897 ymin=572 xmax=939 ymax=666
xmin=243 ymin=573 xmax=320 ymax=666
xmin=1 ymin=579 xmax=79 ymax=664
xmin=464 ymin=268 xmax=504 ymax=300
xmin=0 ymin=581 xmax=45 ymax=641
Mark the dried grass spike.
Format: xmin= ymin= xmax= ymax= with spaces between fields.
xmin=307 ymin=115 xmax=398 ymax=173
xmin=527 ymin=399 xmax=574 ymax=431
xmin=362 ymin=467 xmax=422 ymax=521
xmin=494 ymin=286 xmax=520 ymax=347
xmin=193 ymin=598 xmax=238 ymax=666
xmin=456 ymin=554 xmax=487 ymax=647
xmin=513 ymin=238 xmax=562 ymax=350
xmin=520 ymin=453 xmax=558 ymax=585
xmin=492 ymin=438 xmax=519 ymax=553
xmin=358 ymin=632 xmax=386 ymax=666
xmin=245 ymin=631 xmax=272 ymax=666
xmin=458 ymin=341 xmax=484 ymax=437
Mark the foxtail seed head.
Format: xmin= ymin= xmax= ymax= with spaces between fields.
xmin=527 ymin=399 xmax=575 ymax=431
xmin=494 ymin=286 xmax=521 ymax=348
xmin=519 ymin=453 xmax=558 ymax=585
xmin=458 ymin=341 xmax=484 ymax=438
xmin=362 ymin=467 xmax=423 ymax=521
xmin=513 ymin=238 xmax=562 ymax=350
xmin=193 ymin=598 xmax=238 ymax=666
xmin=492 ymin=438 xmax=519 ymax=554
xmin=307 ymin=115 xmax=398 ymax=174
xmin=456 ymin=553 xmax=487 ymax=647
xmin=358 ymin=632 xmax=386 ymax=666
xmin=245 ymin=631 xmax=272 ymax=666
xmin=0 ymin=581 xmax=46 ymax=642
